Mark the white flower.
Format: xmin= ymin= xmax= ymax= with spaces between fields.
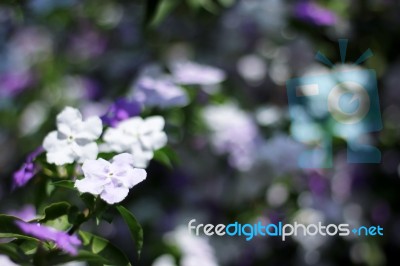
xmin=170 ymin=61 xmax=226 ymax=86
xmin=165 ymin=226 xmax=219 ymax=266
xmin=43 ymin=107 xmax=102 ymax=165
xmin=102 ymin=116 xmax=167 ymax=168
xmin=75 ymin=153 xmax=147 ymax=204
xmin=152 ymin=255 xmax=176 ymax=266
xmin=131 ymin=64 xmax=189 ymax=108
xmin=0 ymin=255 xmax=19 ymax=266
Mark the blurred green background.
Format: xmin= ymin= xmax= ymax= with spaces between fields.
xmin=2 ymin=0 xmax=400 ymax=265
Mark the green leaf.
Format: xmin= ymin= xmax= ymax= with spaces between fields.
xmin=80 ymin=193 xmax=96 ymax=210
xmin=18 ymin=239 xmax=38 ymax=255
xmin=79 ymin=231 xmax=131 ymax=266
xmin=149 ymin=0 xmax=180 ymax=27
xmin=153 ymin=149 xmax=173 ymax=168
xmin=46 ymin=250 xmax=110 ymax=265
xmin=38 ymin=202 xmax=71 ymax=223
xmin=52 ymin=180 xmax=75 ymax=190
xmin=45 ymin=215 xmax=71 ymax=231
xmin=116 ymin=205 xmax=143 ymax=257
xmin=153 ymin=147 xmax=179 ymax=168
xmin=0 ymin=242 xmax=31 ymax=264
xmin=218 ymin=0 xmax=235 ymax=7
xmin=187 ymin=0 xmax=219 ymax=13
xmin=144 ymin=0 xmax=162 ymax=25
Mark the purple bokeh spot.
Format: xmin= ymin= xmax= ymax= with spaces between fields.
xmin=101 ymin=98 xmax=142 ymax=127
xmin=294 ymin=2 xmax=337 ymax=26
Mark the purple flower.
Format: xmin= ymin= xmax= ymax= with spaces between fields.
xmin=0 ymin=71 xmax=33 ymax=97
xmin=132 ymin=65 xmax=189 ymax=109
xmin=13 ymin=163 xmax=37 ymax=188
xmin=101 ymin=98 xmax=141 ymax=127
xmin=69 ymin=28 xmax=107 ymax=61
xmin=13 ymin=146 xmax=44 ymax=188
xmin=294 ymin=2 xmax=337 ymax=26
xmin=170 ymin=61 xmax=226 ymax=86
xmin=308 ymin=171 xmax=328 ymax=196
xmin=8 ymin=205 xmax=36 ymax=222
xmin=16 ymin=222 xmax=81 ymax=255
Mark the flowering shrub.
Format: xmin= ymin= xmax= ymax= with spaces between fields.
xmin=1 ymin=0 xmax=400 ymax=265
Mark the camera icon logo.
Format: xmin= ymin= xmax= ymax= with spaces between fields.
xmin=286 ymin=40 xmax=382 ymax=168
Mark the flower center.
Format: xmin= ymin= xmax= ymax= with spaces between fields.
xmin=67 ymin=135 xmax=75 ymax=143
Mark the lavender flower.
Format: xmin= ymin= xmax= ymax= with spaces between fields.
xmin=170 ymin=61 xmax=226 ymax=86
xmin=0 ymin=71 xmax=33 ymax=97
xmin=16 ymin=222 xmax=81 ymax=255
xmin=257 ymin=134 xmax=304 ymax=174
xmin=13 ymin=146 xmax=44 ymax=188
xmin=68 ymin=28 xmax=107 ymax=61
xmin=294 ymin=2 xmax=337 ymax=26
xmin=101 ymin=98 xmax=141 ymax=127
xmin=8 ymin=205 xmax=37 ymax=222
xmin=202 ymin=103 xmax=259 ymax=171
xmin=132 ymin=65 xmax=188 ymax=109
xmin=75 ymin=153 xmax=147 ymax=204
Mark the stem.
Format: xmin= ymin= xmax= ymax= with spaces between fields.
xmin=68 ymin=197 xmax=107 ymax=235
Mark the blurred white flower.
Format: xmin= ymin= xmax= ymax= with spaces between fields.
xmin=202 ymin=103 xmax=259 ymax=171
xmin=266 ymin=183 xmax=289 ymax=207
xmin=19 ymin=101 xmax=48 ymax=136
xmin=165 ymin=226 xmax=219 ymax=266
xmin=75 ymin=153 xmax=146 ymax=204
xmin=132 ymin=65 xmax=188 ymax=109
xmin=152 ymin=254 xmax=176 ymax=266
xmin=255 ymin=105 xmax=283 ymax=126
xmin=292 ymin=208 xmax=325 ymax=250
xmin=237 ymin=54 xmax=267 ymax=84
xmin=102 ymin=116 xmax=167 ymax=168
xmin=0 ymin=255 xmax=18 ymax=266
xmin=43 ymin=107 xmax=102 ymax=165
xmin=7 ymin=27 xmax=53 ymax=72
xmin=257 ymin=134 xmax=304 ymax=173
xmin=170 ymin=61 xmax=226 ymax=86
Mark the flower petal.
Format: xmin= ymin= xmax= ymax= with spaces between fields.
xmin=128 ymin=168 xmax=147 ymax=188
xmin=54 ymin=233 xmax=81 ymax=255
xmin=43 ymin=133 xmax=75 ymax=165
xmin=103 ymin=128 xmax=133 ymax=152
xmin=112 ymin=153 xmax=135 ymax=165
xmin=75 ymin=177 xmax=107 ymax=195
xmin=56 ymin=107 xmax=82 ymax=136
xmin=141 ymin=116 xmax=165 ymax=134
xmin=81 ymin=158 xmax=109 ymax=179
xmin=43 ymin=131 xmax=61 ymax=152
xmin=151 ymin=131 xmax=168 ymax=150
xmin=100 ymin=184 xmax=129 ymax=204
xmin=76 ymin=116 xmax=103 ymax=140
xmin=131 ymin=147 xmax=154 ymax=168
xmin=77 ymin=142 xmax=99 ymax=163
xmin=46 ymin=150 xmax=75 ymax=165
